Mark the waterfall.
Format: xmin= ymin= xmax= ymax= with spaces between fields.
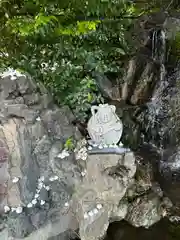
xmin=145 ymin=29 xmax=167 ymax=147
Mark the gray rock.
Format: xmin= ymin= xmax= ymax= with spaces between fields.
xmin=30 ymin=210 xmax=47 ymax=229
xmin=24 ymin=93 xmax=40 ymax=106
xmin=72 ymin=152 xmax=136 ymax=240
xmin=7 ymin=213 xmax=35 ymax=238
xmin=125 ymin=193 xmax=164 ymax=228
xmin=0 ymin=73 xmax=81 ymax=239
xmin=47 ymin=230 xmax=78 ymax=240
xmin=0 ymin=71 xmax=170 ymax=240
xmin=163 ymin=17 xmax=180 ymax=40
xmin=16 ymin=75 xmax=36 ymax=94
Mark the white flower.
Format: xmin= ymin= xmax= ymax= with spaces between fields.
xmin=92 ymin=143 xmax=98 ymax=147
xmin=88 ymin=146 xmax=92 ymax=150
xmin=40 ymin=200 xmax=45 ymax=205
xmin=57 ymin=149 xmax=69 ymax=159
xmin=32 ymin=199 xmax=37 ymax=205
xmin=10 ymin=75 xmax=17 ymax=81
xmin=36 ymin=117 xmax=41 ymax=121
xmin=4 ymin=205 xmax=10 ymax=213
xmin=88 ymin=211 xmax=94 ymax=217
xmin=98 ymin=144 xmax=103 ymax=149
xmin=49 ymin=176 xmax=55 ymax=182
xmin=93 ymin=208 xmax=99 ymax=214
xmin=119 ymin=142 xmax=123 ymax=147
xmin=27 ymin=203 xmax=33 ymax=208
xmin=54 ymin=175 xmax=58 ymax=180
xmin=39 ymin=176 xmax=45 ymax=182
xmin=36 ymin=189 xmax=40 ymax=193
xmin=38 ymin=182 xmax=43 ymax=189
xmin=64 ymin=202 xmax=69 ymax=207
xmin=12 ymin=177 xmax=19 ymax=183
xmin=82 ymin=155 xmax=87 ymax=161
xmin=11 ymin=207 xmax=16 ymax=212
xmin=34 ymin=194 xmax=39 ymax=199
xmin=51 ymin=67 xmax=56 ymax=71
xmin=57 ymin=153 xmax=65 ymax=159
xmin=45 ymin=186 xmax=50 ymax=191
xmin=96 ymin=203 xmax=103 ymax=210
xmin=49 ymin=175 xmax=58 ymax=181
xmin=81 ymin=171 xmax=86 ymax=177
xmin=16 ymin=206 xmax=23 ymax=214
xmin=84 ymin=212 xmax=88 ymax=219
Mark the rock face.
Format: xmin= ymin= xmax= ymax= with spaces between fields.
xmin=0 ymin=73 xmax=81 ymax=239
xmin=72 ymin=151 xmax=136 ymax=240
xmin=71 ymin=140 xmax=171 ymax=240
xmin=0 ymin=71 xmax=172 ymax=240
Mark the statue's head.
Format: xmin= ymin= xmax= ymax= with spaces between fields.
xmin=96 ymin=104 xmax=116 ymax=124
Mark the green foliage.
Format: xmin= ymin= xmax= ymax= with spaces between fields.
xmin=64 ymin=137 xmax=75 ymax=150
xmin=0 ymin=0 xmax=144 ymax=120
xmin=65 ymin=76 xmax=104 ymax=120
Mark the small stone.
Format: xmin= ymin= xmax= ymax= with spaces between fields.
xmin=93 ymin=208 xmax=99 ymax=214
xmin=12 ymin=177 xmax=19 ymax=183
xmin=36 ymin=117 xmax=41 ymax=121
xmin=32 ymin=199 xmax=37 ymax=205
xmin=27 ymin=203 xmax=33 ymax=208
xmin=40 ymin=200 xmax=45 ymax=205
xmin=84 ymin=212 xmax=88 ymax=219
xmin=96 ymin=203 xmax=103 ymax=210
xmin=4 ymin=205 xmax=10 ymax=213
xmin=64 ymin=202 xmax=69 ymax=207
xmin=88 ymin=211 xmax=94 ymax=217
xmin=16 ymin=206 xmax=23 ymax=214
xmin=34 ymin=194 xmax=39 ymax=199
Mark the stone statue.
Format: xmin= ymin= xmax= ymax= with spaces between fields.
xmin=87 ymin=104 xmax=123 ymax=145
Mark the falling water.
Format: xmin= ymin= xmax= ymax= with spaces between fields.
xmin=143 ymin=29 xmax=167 ymax=147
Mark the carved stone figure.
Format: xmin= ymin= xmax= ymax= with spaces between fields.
xmin=87 ymin=104 xmax=123 ymax=145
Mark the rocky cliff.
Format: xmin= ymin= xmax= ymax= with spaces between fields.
xmin=0 ymin=70 xmax=172 ymax=240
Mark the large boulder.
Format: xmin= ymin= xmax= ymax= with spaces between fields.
xmin=0 ymin=71 xmax=81 ymax=239
xmin=71 ymin=140 xmax=171 ymax=240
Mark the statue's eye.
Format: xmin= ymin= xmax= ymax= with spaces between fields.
xmin=96 ymin=117 xmax=101 ymax=124
xmin=103 ymin=114 xmax=109 ymax=122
